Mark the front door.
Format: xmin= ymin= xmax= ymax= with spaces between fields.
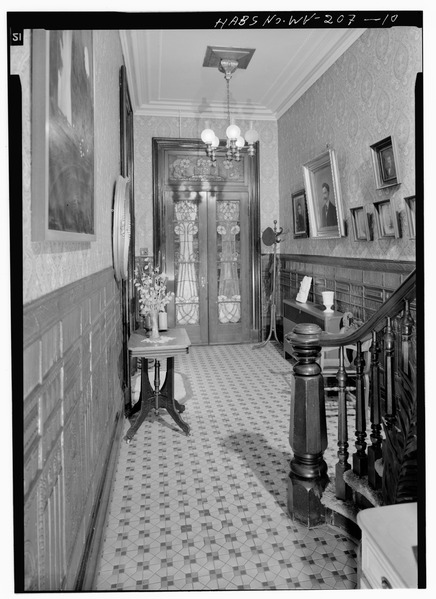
xmin=153 ymin=139 xmax=260 ymax=345
xmin=164 ymin=189 xmax=251 ymax=344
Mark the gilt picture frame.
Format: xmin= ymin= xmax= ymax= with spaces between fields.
xmin=291 ymin=189 xmax=309 ymax=238
xmin=350 ymin=206 xmax=370 ymax=241
xmin=31 ymin=29 xmax=96 ymax=241
xmin=373 ymin=199 xmax=400 ymax=239
xmin=370 ymin=136 xmax=400 ymax=190
xmin=303 ymin=148 xmax=345 ymax=239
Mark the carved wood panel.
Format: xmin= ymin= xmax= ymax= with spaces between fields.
xmin=22 ymin=268 xmax=124 ymax=590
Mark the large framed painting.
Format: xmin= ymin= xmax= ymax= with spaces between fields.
xmin=303 ymin=148 xmax=345 ymax=239
xmin=31 ymin=29 xmax=96 ymax=241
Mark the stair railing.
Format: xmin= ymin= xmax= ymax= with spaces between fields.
xmin=285 ymin=269 xmax=416 ymax=525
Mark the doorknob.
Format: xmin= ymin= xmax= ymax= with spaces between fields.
xmin=200 ymin=276 xmax=208 ymax=288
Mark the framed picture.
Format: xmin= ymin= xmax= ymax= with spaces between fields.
xmin=404 ymin=195 xmax=416 ymax=239
xmin=31 ymin=29 xmax=96 ymax=241
xmin=370 ymin=136 xmax=400 ymax=190
xmin=303 ymin=148 xmax=345 ymax=239
xmin=373 ymin=199 xmax=400 ymax=239
xmin=291 ymin=189 xmax=309 ymax=238
xmin=350 ymin=206 xmax=370 ymax=241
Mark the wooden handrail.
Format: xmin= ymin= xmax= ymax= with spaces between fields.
xmin=286 ymin=269 xmax=416 ymax=348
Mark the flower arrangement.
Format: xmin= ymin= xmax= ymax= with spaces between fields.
xmin=134 ymin=258 xmax=174 ymax=316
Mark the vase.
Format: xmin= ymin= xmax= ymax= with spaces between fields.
xmin=149 ymin=309 xmax=160 ymax=340
xmin=322 ymin=291 xmax=335 ymax=313
xmin=158 ymin=311 xmax=168 ymax=331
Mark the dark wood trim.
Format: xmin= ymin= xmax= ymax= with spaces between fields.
xmin=279 ymin=253 xmax=415 ymax=275
xmin=75 ymin=411 xmax=124 ymax=591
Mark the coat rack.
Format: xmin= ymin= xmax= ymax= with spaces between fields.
xmin=253 ymin=220 xmax=283 ymax=349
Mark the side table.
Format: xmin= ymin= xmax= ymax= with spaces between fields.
xmin=124 ymin=327 xmax=191 ymax=443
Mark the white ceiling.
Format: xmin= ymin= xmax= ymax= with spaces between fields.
xmin=120 ymin=28 xmax=366 ymax=121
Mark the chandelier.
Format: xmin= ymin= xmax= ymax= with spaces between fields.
xmin=200 ymin=58 xmax=259 ymax=164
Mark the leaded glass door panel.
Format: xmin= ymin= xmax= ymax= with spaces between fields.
xmin=207 ymin=191 xmax=251 ymax=344
xmin=165 ymin=191 xmax=208 ymax=345
xmin=164 ymin=189 xmax=251 ymax=344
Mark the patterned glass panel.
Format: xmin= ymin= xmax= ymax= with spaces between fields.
xmin=174 ymin=199 xmax=200 ymax=325
xmin=216 ymin=200 xmax=241 ymax=323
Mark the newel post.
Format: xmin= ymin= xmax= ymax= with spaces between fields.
xmin=287 ymin=323 xmax=329 ymax=527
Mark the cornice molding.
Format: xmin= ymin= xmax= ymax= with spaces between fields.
xmin=134 ymin=101 xmax=277 ymax=120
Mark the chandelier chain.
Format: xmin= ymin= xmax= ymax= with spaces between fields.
xmin=226 ymin=77 xmax=231 ymax=125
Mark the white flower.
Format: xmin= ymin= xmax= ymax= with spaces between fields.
xmin=134 ymin=258 xmax=174 ymax=314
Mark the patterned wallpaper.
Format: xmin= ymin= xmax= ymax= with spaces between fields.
xmin=133 ymin=116 xmax=279 ymax=256
xmin=278 ymin=26 xmax=421 ymax=262
xmin=14 ymin=30 xmax=124 ymax=304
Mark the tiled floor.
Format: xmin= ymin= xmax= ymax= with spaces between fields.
xmin=94 ymin=341 xmax=358 ymax=591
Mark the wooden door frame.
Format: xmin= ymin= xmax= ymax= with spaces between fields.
xmin=152 ymin=137 xmax=262 ymax=342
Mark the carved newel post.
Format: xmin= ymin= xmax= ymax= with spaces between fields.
xmin=287 ymin=323 xmax=329 ymax=527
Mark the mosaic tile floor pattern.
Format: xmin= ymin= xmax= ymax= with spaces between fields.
xmin=94 ymin=342 xmax=358 ymax=591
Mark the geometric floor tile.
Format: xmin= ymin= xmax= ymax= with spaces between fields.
xmin=93 ymin=342 xmax=358 ymax=591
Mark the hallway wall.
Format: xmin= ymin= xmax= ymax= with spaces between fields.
xmin=14 ymin=30 xmax=126 ymax=590
xmin=278 ymin=26 xmax=421 ymax=262
xmin=14 ymin=30 xmax=124 ymax=304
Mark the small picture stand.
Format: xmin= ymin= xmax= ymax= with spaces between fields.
xmin=296 ymin=276 xmax=312 ymax=303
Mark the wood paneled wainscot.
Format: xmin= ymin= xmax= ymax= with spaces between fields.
xmin=23 ymin=268 xmax=125 ymax=591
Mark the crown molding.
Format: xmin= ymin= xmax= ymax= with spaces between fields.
xmin=134 ymin=100 xmax=276 ymax=120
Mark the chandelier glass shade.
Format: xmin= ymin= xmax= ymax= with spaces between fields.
xmin=201 ymin=58 xmax=259 ymax=163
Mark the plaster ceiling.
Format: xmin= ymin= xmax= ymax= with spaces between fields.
xmin=120 ymin=28 xmax=366 ymax=121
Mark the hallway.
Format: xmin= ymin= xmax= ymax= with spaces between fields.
xmin=94 ymin=342 xmax=358 ymax=591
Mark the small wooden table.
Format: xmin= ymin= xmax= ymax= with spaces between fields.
xmin=124 ymin=327 xmax=191 ymax=443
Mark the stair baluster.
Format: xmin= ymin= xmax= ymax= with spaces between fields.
xmin=335 ymin=347 xmax=351 ymax=500
xmin=353 ymin=341 xmax=368 ymax=476
xmin=402 ymin=299 xmax=414 ymax=376
xmin=368 ymin=330 xmax=382 ymax=490
xmin=384 ymin=317 xmax=396 ymax=418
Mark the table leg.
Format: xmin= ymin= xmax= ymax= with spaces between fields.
xmin=125 ymin=358 xmax=154 ymax=418
xmin=124 ymin=356 xmax=190 ymax=441
xmin=160 ymin=357 xmax=185 ymax=413
xmin=124 ymin=358 xmax=155 ymax=443
xmin=158 ymin=357 xmax=190 ymax=435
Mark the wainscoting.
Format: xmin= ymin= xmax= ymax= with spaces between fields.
xmin=22 ymin=267 xmax=125 ymax=591
xmin=277 ymin=254 xmax=415 ymax=323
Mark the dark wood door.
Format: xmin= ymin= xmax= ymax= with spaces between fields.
xmin=153 ymin=138 xmax=261 ymax=346
xmin=164 ymin=189 xmax=251 ymax=344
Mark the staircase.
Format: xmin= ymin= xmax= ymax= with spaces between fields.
xmin=285 ymin=270 xmax=418 ymax=536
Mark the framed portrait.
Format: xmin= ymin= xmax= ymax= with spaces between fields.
xmin=291 ymin=189 xmax=308 ymax=238
xmin=404 ymin=195 xmax=416 ymax=239
xmin=303 ymin=148 xmax=345 ymax=239
xmin=370 ymin=136 xmax=400 ymax=190
xmin=373 ymin=199 xmax=400 ymax=239
xmin=350 ymin=206 xmax=370 ymax=241
xmin=31 ymin=29 xmax=96 ymax=241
